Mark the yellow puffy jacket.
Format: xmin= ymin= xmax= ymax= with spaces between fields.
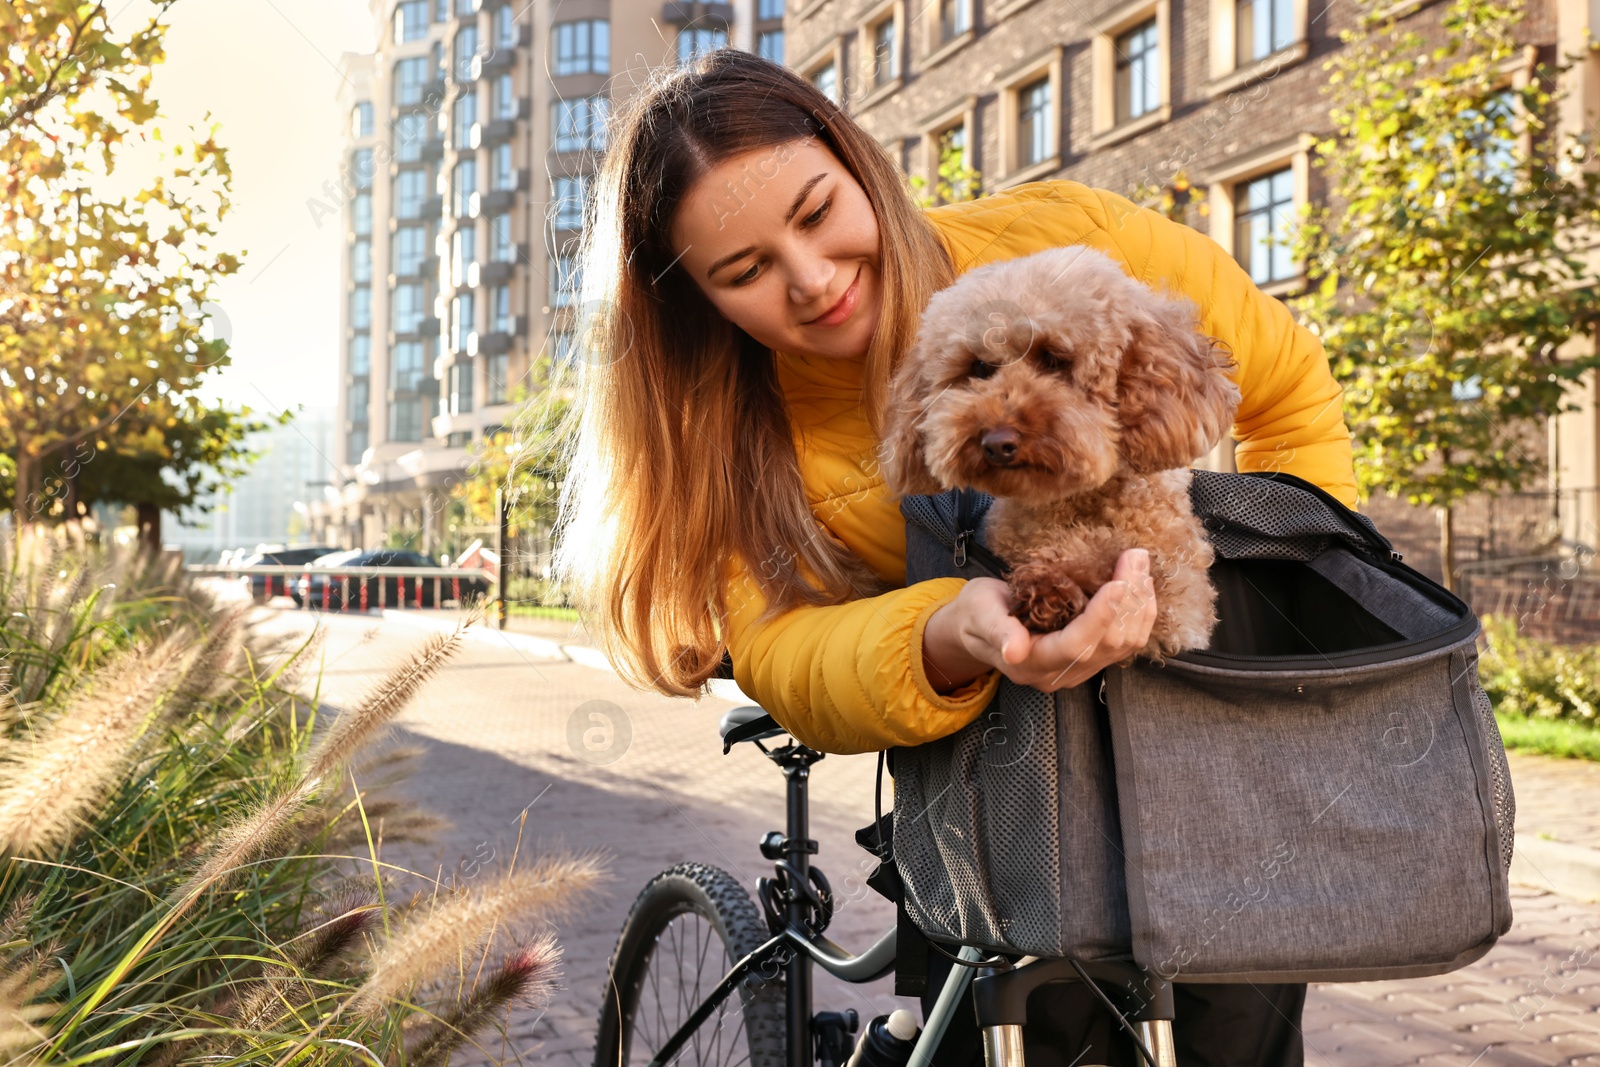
xmin=720 ymin=179 xmax=1358 ymax=756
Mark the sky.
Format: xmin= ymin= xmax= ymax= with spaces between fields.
xmin=105 ymin=0 xmax=378 ymax=421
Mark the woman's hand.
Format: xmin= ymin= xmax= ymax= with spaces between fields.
xmin=922 ymin=549 xmax=1157 ymax=695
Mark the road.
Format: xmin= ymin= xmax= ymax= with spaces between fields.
xmin=256 ymin=607 xmax=1600 ymax=1067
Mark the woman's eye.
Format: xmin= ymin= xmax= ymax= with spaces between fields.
xmin=731 ymin=263 xmax=760 ymax=286
xmin=970 ymin=358 xmax=995 ymax=380
xmin=802 ymin=198 xmax=831 ymax=227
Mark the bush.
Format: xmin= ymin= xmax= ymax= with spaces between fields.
xmin=1478 ymin=613 xmax=1600 ymax=723
xmin=0 ymin=528 xmax=604 ymax=1065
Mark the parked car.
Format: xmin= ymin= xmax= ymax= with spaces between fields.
xmin=238 ymin=545 xmax=340 ymax=604
xmin=295 ymin=549 xmax=492 ymax=612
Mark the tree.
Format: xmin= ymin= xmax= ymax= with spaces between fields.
xmin=1290 ymin=0 xmax=1600 ymax=590
xmin=0 ymin=1 xmax=263 ymax=545
xmin=907 ymin=134 xmax=982 ymax=208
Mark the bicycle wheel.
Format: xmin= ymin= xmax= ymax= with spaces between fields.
xmin=595 ymin=862 xmax=786 ymax=1067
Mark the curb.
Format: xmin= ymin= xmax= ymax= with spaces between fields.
xmin=378 ymin=609 xmax=758 ymax=705
xmin=1511 ymin=835 xmax=1600 ymax=904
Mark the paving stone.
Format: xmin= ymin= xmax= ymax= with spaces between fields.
xmin=261 ymin=609 xmax=1600 ymax=1067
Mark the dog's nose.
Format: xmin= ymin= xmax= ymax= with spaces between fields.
xmin=981 ymin=427 xmax=1021 ymax=466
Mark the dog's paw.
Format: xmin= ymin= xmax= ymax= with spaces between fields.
xmin=1008 ymin=562 xmax=1090 ymax=634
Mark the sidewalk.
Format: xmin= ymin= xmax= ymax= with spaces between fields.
xmin=1507 ymin=750 xmax=1600 ymax=903
xmin=385 ymin=606 xmax=1600 ymax=904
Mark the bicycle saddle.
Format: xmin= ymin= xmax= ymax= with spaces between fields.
xmin=719 ymin=706 xmax=787 ymax=753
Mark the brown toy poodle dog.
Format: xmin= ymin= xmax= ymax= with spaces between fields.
xmin=882 ymin=245 xmax=1242 ymax=661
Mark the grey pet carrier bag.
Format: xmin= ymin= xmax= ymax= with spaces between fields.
xmin=894 ymin=469 xmax=1515 ymax=983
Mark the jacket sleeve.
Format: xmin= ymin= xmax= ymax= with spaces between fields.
xmin=719 ymin=550 xmax=1002 ymax=755
xmin=938 ymin=181 xmax=1360 ymax=509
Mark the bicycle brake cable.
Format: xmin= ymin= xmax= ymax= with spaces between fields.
xmin=1066 ymin=957 xmax=1159 ymax=1067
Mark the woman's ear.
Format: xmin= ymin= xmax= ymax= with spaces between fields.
xmin=880 ymin=354 xmax=946 ymax=496
xmin=1115 ymin=294 xmax=1242 ymax=473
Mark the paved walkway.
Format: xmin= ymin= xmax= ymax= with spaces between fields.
xmin=254 ymin=604 xmax=1600 ymax=1066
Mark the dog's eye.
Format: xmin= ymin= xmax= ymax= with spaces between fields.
xmin=969 ymin=358 xmax=996 ymax=380
xmin=1037 ymin=347 xmax=1069 ymax=369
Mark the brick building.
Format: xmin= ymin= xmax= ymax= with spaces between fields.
xmin=787 ymin=0 xmax=1600 ymax=587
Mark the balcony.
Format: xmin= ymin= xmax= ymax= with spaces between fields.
xmin=482 ymin=254 xmax=518 ymax=283
xmin=389 ymin=316 xmax=442 ymax=347
xmin=420 ymin=193 xmax=444 ymax=218
xmin=662 ymin=0 xmax=734 ymax=23
xmin=420 ymin=137 xmax=445 ymax=162
xmin=483 ymin=171 xmax=527 ymax=212
xmin=478 ymin=318 xmax=525 ymax=355
xmin=470 ymin=48 xmax=516 ymax=81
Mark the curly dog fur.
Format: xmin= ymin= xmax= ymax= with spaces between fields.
xmin=881 ymin=245 xmax=1242 ymax=660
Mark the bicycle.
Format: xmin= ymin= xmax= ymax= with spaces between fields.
xmin=593 ymin=706 xmax=1179 ymax=1067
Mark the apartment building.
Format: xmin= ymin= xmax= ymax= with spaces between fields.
xmin=785 ymin=0 xmax=1600 ymax=558
xmin=323 ymin=0 xmax=779 ymax=550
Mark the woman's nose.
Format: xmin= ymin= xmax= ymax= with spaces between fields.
xmin=787 ymin=258 xmax=835 ymax=306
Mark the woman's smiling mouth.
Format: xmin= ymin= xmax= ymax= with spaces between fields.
xmin=803 ymin=269 xmax=861 ymax=327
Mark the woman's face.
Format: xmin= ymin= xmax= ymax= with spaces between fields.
xmin=668 ymin=137 xmax=882 ymax=361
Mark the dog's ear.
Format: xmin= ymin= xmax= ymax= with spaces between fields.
xmin=1115 ymin=292 xmax=1242 ymax=473
xmin=879 ymin=349 xmax=946 ymax=496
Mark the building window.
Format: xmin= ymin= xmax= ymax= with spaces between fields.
xmin=451 ymin=225 xmax=477 ymax=286
xmin=350 ymin=239 xmax=372 ymax=284
xmin=1233 ymin=167 xmax=1296 ymax=285
xmin=436 ymin=0 xmax=449 ymax=20
xmin=493 ymin=72 xmax=517 ymax=119
xmin=552 ymin=97 xmax=609 ymax=152
xmin=491 ymin=283 xmax=513 ymax=333
xmin=394 ymin=225 xmax=428 ymax=276
xmin=451 ymin=292 xmax=476 ymax=350
xmin=677 ymin=25 xmax=727 ymax=64
xmin=457 ymin=0 xmax=477 ymax=15
xmin=391 ymin=341 xmax=426 ymax=442
xmin=1017 ymin=78 xmax=1051 ymax=167
xmin=1236 ymin=0 xmax=1293 ymax=63
xmin=759 ymin=0 xmax=784 ymax=17
xmin=348 ymin=381 xmax=370 ymax=424
xmin=350 ymin=287 xmax=371 ymax=331
xmin=492 ymin=142 xmax=515 ymax=189
xmin=392 ymin=283 xmax=426 ymax=334
xmin=490 ymin=214 xmax=515 ymax=261
xmin=395 ymin=0 xmax=429 ymax=42
xmin=395 ymin=169 xmax=428 ymax=218
xmin=352 ymin=192 xmax=372 ymax=235
xmin=351 ymin=148 xmax=374 ymax=189
xmin=810 ymin=62 xmax=838 ymax=105
xmin=939 ymin=0 xmax=971 ymax=41
xmin=1114 ymin=19 xmax=1160 ymax=124
xmin=449 ymin=361 xmax=475 ymax=414
xmin=554 ymin=19 xmax=610 ymax=75
xmin=453 ymin=90 xmax=477 ymax=148
xmin=453 ymin=158 xmax=477 ymax=216
xmin=349 ymin=334 xmax=372 ymax=375
xmin=351 ymin=102 xmax=374 ymax=139
xmin=487 ymin=352 xmax=511 ymax=404
xmin=549 ymin=327 xmax=578 ymax=366
xmin=552 ymin=175 xmax=588 ymax=230
xmin=758 ymin=30 xmax=785 ymax=63
xmin=871 ymin=18 xmax=897 ymax=86
xmin=550 ymin=252 xmax=580 ymax=307
xmin=495 ymin=4 xmax=517 ymax=47
xmin=453 ymin=25 xmax=480 ymax=81
xmin=395 ymin=57 xmax=430 ymax=105
xmin=394 ymin=113 xmax=426 ymax=162
xmin=926 ymin=122 xmax=974 ymax=203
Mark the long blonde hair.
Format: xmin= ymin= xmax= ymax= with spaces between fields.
xmin=549 ymin=49 xmax=955 ymax=698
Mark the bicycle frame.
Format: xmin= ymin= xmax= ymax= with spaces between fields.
xmin=663 ymin=723 xmax=1178 ymax=1067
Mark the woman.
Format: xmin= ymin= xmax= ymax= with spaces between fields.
xmin=551 ymin=48 xmax=1355 ymax=1067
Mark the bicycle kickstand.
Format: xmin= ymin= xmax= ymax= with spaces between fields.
xmin=969 ymin=958 xmax=1177 ymax=1067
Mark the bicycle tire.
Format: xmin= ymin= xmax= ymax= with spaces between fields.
xmin=594 ymin=862 xmax=787 ymax=1067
